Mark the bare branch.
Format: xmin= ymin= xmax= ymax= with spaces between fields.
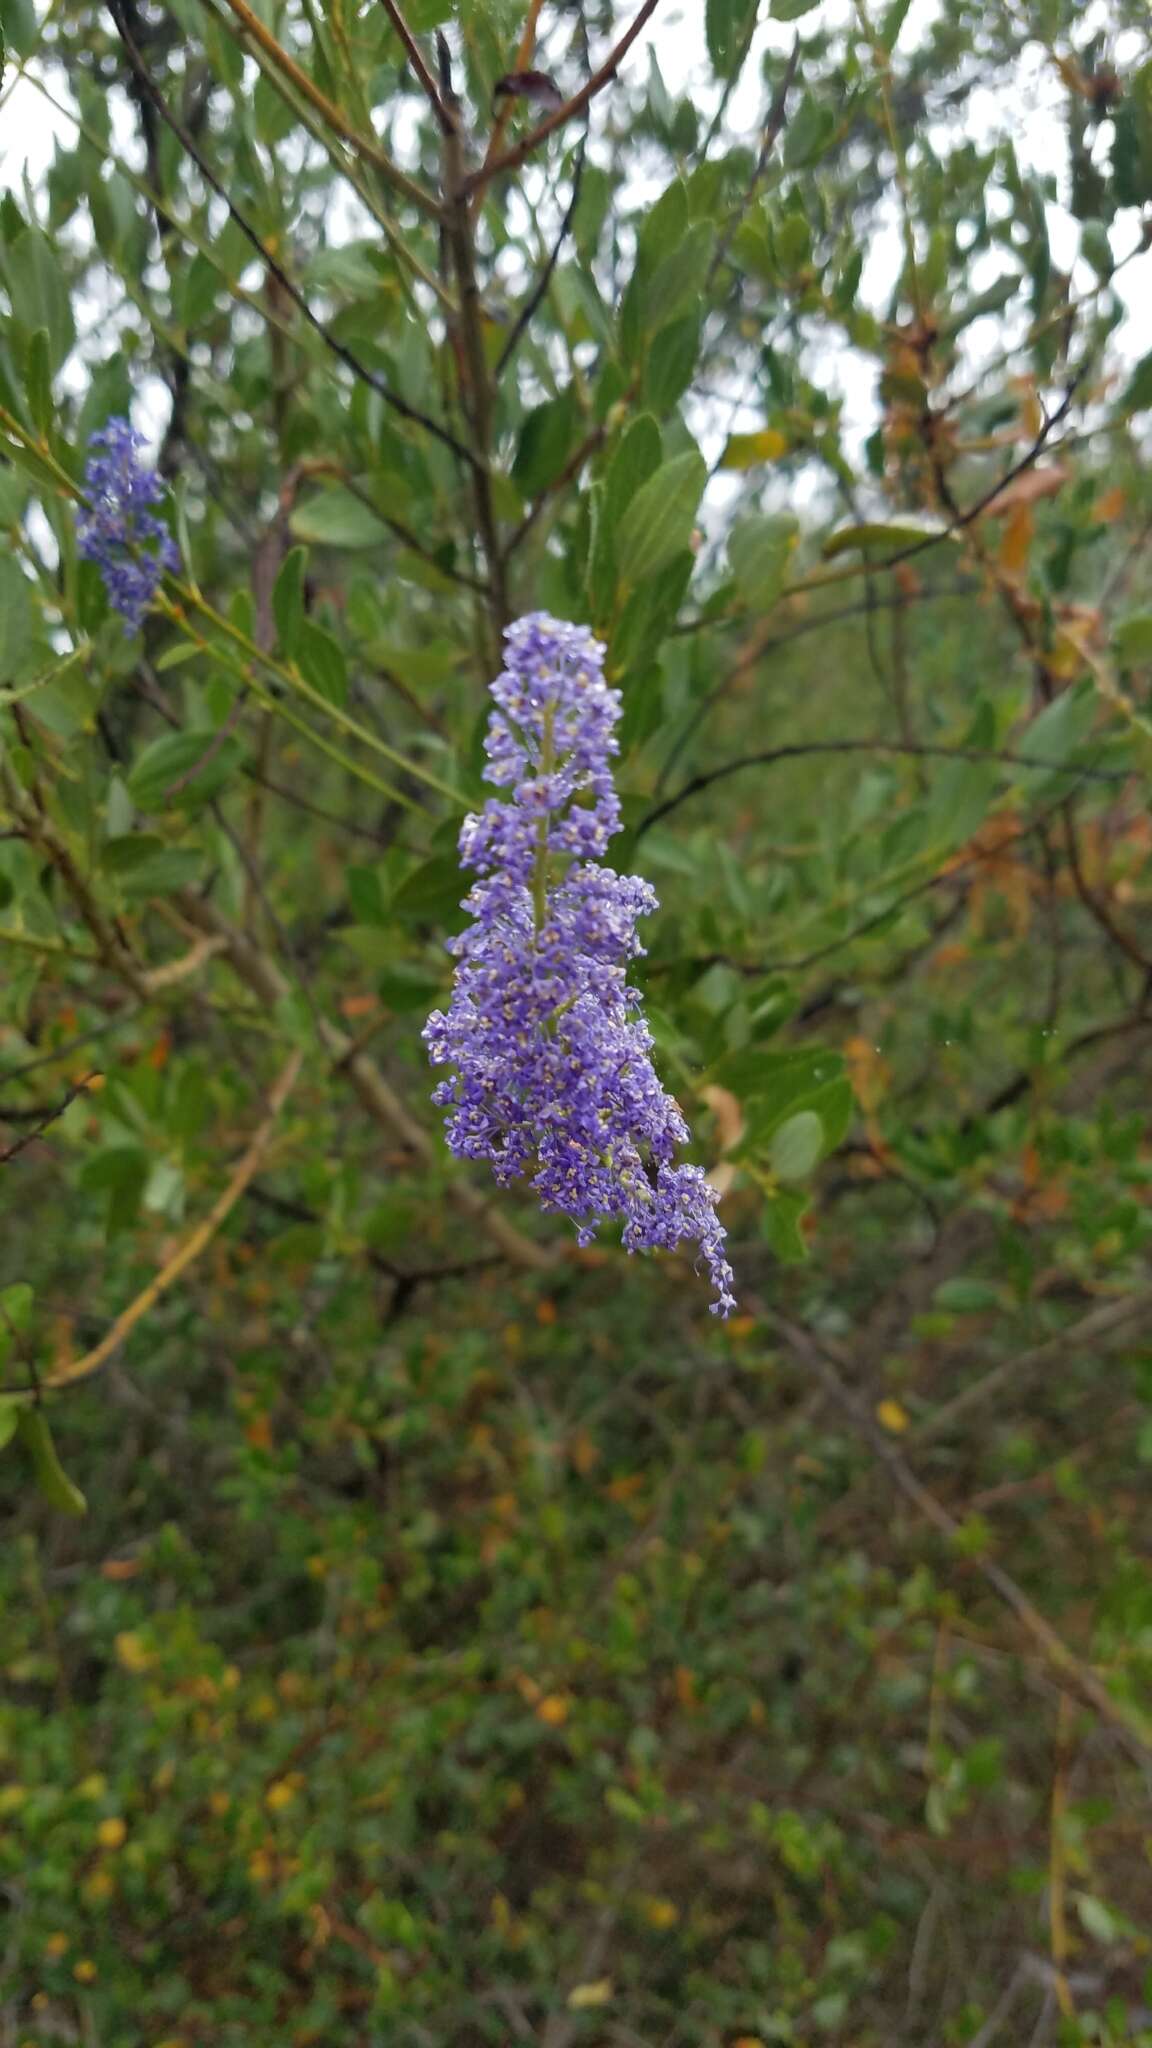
xmin=0 ymin=1077 xmax=96 ymax=1165
xmin=914 ymin=1288 xmax=1152 ymax=1445
xmin=496 ymin=143 xmax=586 ymax=378
xmin=463 ymin=0 xmax=663 ymax=198
xmin=108 ymin=0 xmax=478 ymax=474
xmin=377 ymin=0 xmax=454 ymax=132
xmin=639 ymin=736 xmax=1125 ymax=838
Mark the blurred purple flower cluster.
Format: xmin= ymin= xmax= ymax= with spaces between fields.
xmin=77 ymin=417 xmax=178 ymax=635
xmin=424 ymin=612 xmax=735 ymax=1314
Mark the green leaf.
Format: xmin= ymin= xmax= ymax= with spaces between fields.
xmin=0 ymin=1281 xmax=33 ymax=1331
xmin=23 ymin=326 xmax=52 ymax=435
xmin=127 ymin=730 xmax=244 ymax=812
xmin=17 ymin=1408 xmax=87 ymax=1515
xmin=763 ymin=1187 xmax=811 ymax=1262
xmin=937 ymin=273 xmax=1020 ymax=340
xmin=1020 ymin=679 xmax=1096 ymax=774
xmin=512 ymin=387 xmax=578 ymax=498
xmin=771 ymin=0 xmax=819 ymax=14
xmin=728 ymin=514 xmax=797 ymax=611
xmin=0 ymin=1398 xmax=20 ymax=1452
xmin=604 ymin=414 xmax=662 ymax=537
xmin=273 ymin=546 xmax=308 ymax=652
xmin=615 ymin=450 xmax=706 ymax=593
xmin=769 ymin=1109 xmax=824 ymax=1181
xmin=1076 ymin=1894 xmax=1120 ymax=1946
xmin=878 ymin=0 xmax=914 ymax=51
xmin=720 ymin=428 xmax=788 ymax=470
xmin=1114 ymin=614 xmax=1152 ymax=665
xmin=706 ymin=0 xmax=758 ymax=75
xmin=933 ymin=1278 xmax=1001 ymax=1313
xmin=390 ymin=856 xmax=467 ymax=926
xmin=3 ymin=225 xmax=75 ymax=367
xmin=823 ymin=518 xmax=947 ymax=558
xmin=783 ymin=93 xmax=835 ymax=167
xmin=0 ymin=555 xmax=36 ymax=682
xmin=644 ymin=314 xmax=701 ymax=415
xmin=298 ymin=620 xmax=348 ymax=708
xmin=1124 ymin=349 xmax=1152 ymax=415
xmin=289 ymin=488 xmax=391 ymax=551
xmin=643 ymin=222 xmax=713 ymax=337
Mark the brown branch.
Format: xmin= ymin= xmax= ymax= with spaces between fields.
xmin=39 ymin=1051 xmax=303 ymax=1392
xmin=914 ymin=1288 xmax=1152 ymax=1445
xmin=474 ymin=0 xmax=547 ymax=197
xmin=495 ymin=140 xmax=586 ymax=379
xmin=377 ymin=0 xmax=454 ymax=132
xmin=763 ymin=1304 xmax=1152 ymax=1766
xmin=108 ymin=0 xmax=476 ymax=473
xmin=438 ymin=38 xmax=508 ymax=640
xmin=1060 ymin=799 xmax=1152 ymax=973
xmin=0 ymin=1076 xmax=95 ymax=1165
xmin=173 ymin=890 xmax=555 ymax=1271
xmin=210 ymin=0 xmax=440 ymax=218
xmin=639 ymin=736 xmax=1124 ymax=838
xmin=0 ymin=758 xmax=151 ymax=1001
xmin=504 ymin=418 xmax=612 ymax=561
xmin=462 ymin=0 xmax=663 ymax=198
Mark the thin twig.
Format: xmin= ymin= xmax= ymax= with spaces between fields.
xmin=914 ymin=1288 xmax=1152 ymax=1444
xmin=0 ymin=1076 xmax=95 ymax=1164
xmin=707 ymin=40 xmax=800 ymax=286
xmin=463 ymin=0 xmax=663 ymax=197
xmin=496 ymin=141 xmax=586 ymax=378
xmin=762 ymin=1304 xmax=1152 ymax=1765
xmin=212 ymin=0 xmax=440 ymax=217
xmin=108 ymin=0 xmax=476 ymax=473
xmin=377 ymin=0 xmax=454 ymax=131
xmin=639 ymin=736 xmax=1124 ymax=838
xmin=38 ymin=1051 xmax=303 ymax=1393
xmin=174 ymin=890 xmax=556 ymax=1271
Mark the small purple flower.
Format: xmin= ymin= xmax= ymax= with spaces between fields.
xmin=424 ymin=612 xmax=736 ymax=1315
xmin=77 ymin=417 xmax=179 ymax=634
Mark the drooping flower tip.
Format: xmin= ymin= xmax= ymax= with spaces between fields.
xmin=77 ymin=415 xmax=179 ymax=635
xmin=424 ymin=610 xmax=736 ymax=1316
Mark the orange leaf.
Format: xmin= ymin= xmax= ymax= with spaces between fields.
xmin=986 ymin=463 xmax=1069 ymax=517
xmin=674 ymin=1665 xmax=698 ymax=1711
xmin=998 ymin=501 xmax=1033 ymax=578
xmin=1092 ymin=485 xmax=1126 ymax=523
xmin=844 ymin=1035 xmax=890 ymax=1113
xmin=535 ymin=1693 xmax=570 ymax=1727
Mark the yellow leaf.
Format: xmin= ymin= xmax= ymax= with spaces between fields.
xmin=114 ymin=1631 xmax=153 ymax=1674
xmin=720 ymin=428 xmax=787 ymax=470
xmin=877 ymin=1398 xmax=910 ymax=1433
xmin=266 ymin=1779 xmax=297 ymax=1812
xmin=642 ymin=1896 xmax=679 ymax=1929
xmin=998 ymin=502 xmax=1033 ymax=578
xmin=566 ymin=1978 xmax=613 ymax=2010
xmin=535 ymin=1693 xmax=570 ymax=1727
xmin=96 ymin=1816 xmax=127 ymax=1850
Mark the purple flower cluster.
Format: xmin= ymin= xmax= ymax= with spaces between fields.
xmin=424 ymin=612 xmax=736 ymax=1315
xmin=77 ymin=417 xmax=179 ymax=634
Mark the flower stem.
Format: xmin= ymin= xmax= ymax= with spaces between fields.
xmin=533 ymin=706 xmax=556 ymax=935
